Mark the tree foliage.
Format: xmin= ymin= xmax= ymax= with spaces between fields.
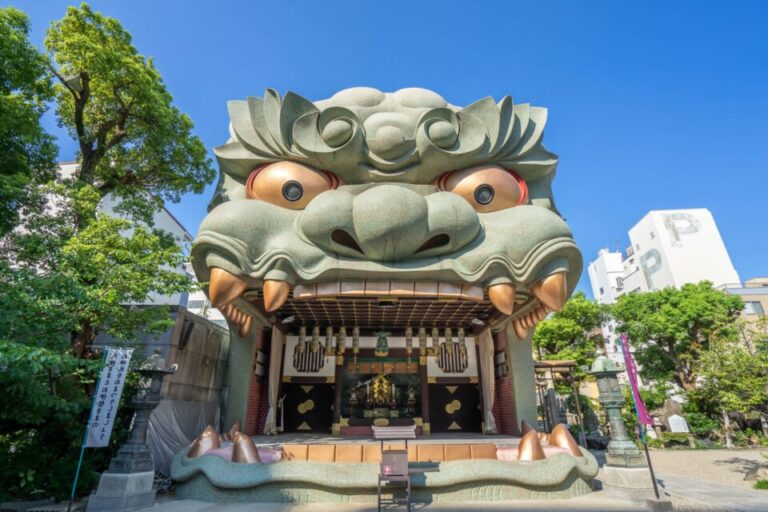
xmin=0 ymin=339 xmax=140 ymax=501
xmin=0 ymin=3 xmax=215 ymax=499
xmin=533 ymin=291 xmax=607 ymax=371
xmin=1 ymin=213 xmax=193 ymax=356
xmin=0 ymin=2 xmax=215 ymax=356
xmin=0 ymin=7 xmax=58 ymax=235
xmin=692 ymin=328 xmax=768 ymax=415
xmin=611 ymin=281 xmax=744 ymax=392
xmin=45 ymin=3 xmax=213 ymax=225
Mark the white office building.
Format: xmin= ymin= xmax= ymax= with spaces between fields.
xmin=587 ymin=249 xmax=625 ymax=363
xmin=618 ymin=209 xmax=740 ymax=294
xmin=588 ymin=208 xmax=740 ymax=364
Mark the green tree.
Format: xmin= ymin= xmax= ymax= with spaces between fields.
xmin=0 ymin=4 xmax=214 ymax=499
xmin=533 ymin=292 xmax=607 ymax=370
xmin=611 ymin=281 xmax=744 ymax=392
xmin=0 ymin=3 xmax=215 ymax=356
xmin=737 ymin=315 xmax=768 ymax=356
xmin=0 ymin=7 xmax=58 ymax=235
xmin=45 ymin=3 xmax=213 ymax=226
xmin=692 ymin=328 xmax=768 ymax=416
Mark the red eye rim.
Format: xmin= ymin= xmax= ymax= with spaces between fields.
xmin=245 ymin=163 xmax=340 ymax=199
xmin=437 ymin=168 xmax=529 ymax=206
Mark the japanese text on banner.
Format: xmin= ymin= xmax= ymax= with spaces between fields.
xmin=85 ymin=347 xmax=134 ymax=448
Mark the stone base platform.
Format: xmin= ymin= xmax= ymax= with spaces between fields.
xmin=170 ymin=438 xmax=600 ymax=504
xmin=86 ymin=470 xmax=155 ymax=512
xmin=598 ymin=465 xmax=658 ymax=501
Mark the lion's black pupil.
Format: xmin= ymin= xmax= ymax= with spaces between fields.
xmin=282 ymin=181 xmax=303 ymax=201
xmin=474 ymin=184 xmax=494 ymax=205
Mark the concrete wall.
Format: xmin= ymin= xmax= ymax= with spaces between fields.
xmin=163 ymin=309 xmax=229 ymax=404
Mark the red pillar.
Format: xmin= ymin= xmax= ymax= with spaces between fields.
xmin=244 ymin=327 xmax=266 ymax=435
xmin=492 ymin=330 xmax=520 ymax=436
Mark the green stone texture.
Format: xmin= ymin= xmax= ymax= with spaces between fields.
xmin=171 ymin=449 xmax=599 ymax=503
xmin=191 ymin=88 xmax=582 ymax=312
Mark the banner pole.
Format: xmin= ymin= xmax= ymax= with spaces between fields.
xmin=67 ymin=429 xmax=89 ymax=512
xmin=621 ymin=334 xmax=661 ymax=500
xmin=67 ymin=348 xmax=109 ymax=512
xmin=632 ymin=400 xmax=661 ymax=499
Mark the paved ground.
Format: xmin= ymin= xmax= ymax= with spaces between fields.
xmin=648 ymin=448 xmax=767 ymax=490
xmin=135 ymin=448 xmax=768 ymax=512
xmin=631 ymin=448 xmax=768 ymax=511
xmin=660 ymin=475 xmax=768 ymax=512
xmin=143 ymin=493 xmax=650 ymax=511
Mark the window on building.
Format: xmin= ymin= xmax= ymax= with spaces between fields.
xmin=649 ymin=232 xmax=655 ymax=239
xmin=599 ymin=287 xmax=604 ymax=295
xmin=744 ymin=301 xmax=765 ymax=315
xmin=187 ymin=300 xmax=207 ymax=309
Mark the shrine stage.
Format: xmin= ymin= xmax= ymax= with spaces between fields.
xmin=248 ymin=432 xmax=521 ymax=446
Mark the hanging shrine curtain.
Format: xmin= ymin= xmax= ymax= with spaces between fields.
xmin=477 ymin=328 xmax=497 ymax=434
xmin=264 ymin=328 xmax=285 ymax=434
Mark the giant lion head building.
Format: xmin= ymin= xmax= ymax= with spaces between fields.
xmin=178 ymin=88 xmax=593 ymax=503
xmin=191 ymin=86 xmax=582 ymax=434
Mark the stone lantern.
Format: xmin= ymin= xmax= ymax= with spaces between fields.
xmin=87 ymin=360 xmax=176 ymax=511
xmin=590 ymin=349 xmax=645 ymax=468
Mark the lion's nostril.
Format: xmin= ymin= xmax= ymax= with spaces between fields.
xmin=415 ymin=234 xmax=450 ymax=254
xmin=331 ymin=229 xmax=364 ymax=254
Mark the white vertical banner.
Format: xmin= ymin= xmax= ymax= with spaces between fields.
xmin=85 ymin=347 xmax=134 ymax=448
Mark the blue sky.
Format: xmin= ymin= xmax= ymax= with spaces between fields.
xmin=11 ymin=0 xmax=768 ymax=294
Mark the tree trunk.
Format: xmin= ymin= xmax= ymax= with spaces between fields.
xmin=72 ymin=321 xmax=97 ymax=358
xmin=676 ymin=370 xmax=697 ymax=392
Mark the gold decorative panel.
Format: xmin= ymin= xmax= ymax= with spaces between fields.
xmin=297 ymin=399 xmax=315 ymax=414
xmin=445 ymin=399 xmax=461 ymax=414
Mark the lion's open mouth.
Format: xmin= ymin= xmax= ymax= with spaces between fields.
xmin=207 ymin=268 xmax=567 ymax=340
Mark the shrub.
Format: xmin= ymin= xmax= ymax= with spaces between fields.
xmin=755 ymin=480 xmax=768 ymax=490
xmin=731 ymin=428 xmax=762 ymax=448
xmin=0 ymin=341 xmax=141 ymax=501
xmin=684 ymin=411 xmax=719 ymax=438
xmin=646 ymin=432 xmax=692 ymax=449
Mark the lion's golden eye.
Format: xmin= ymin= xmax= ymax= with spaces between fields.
xmin=246 ymin=161 xmax=340 ymax=209
xmin=436 ymin=165 xmax=528 ymax=213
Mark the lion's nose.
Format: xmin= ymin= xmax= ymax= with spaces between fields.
xmin=299 ymin=185 xmax=481 ymax=262
xmin=351 ymin=185 xmax=430 ymax=262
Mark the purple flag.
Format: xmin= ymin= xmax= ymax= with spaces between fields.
xmin=620 ymin=334 xmax=653 ymax=426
